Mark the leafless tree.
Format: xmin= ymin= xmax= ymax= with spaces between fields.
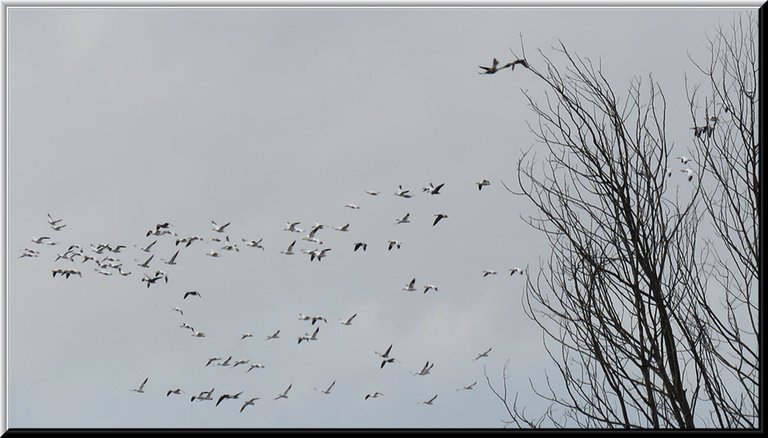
xmin=489 ymin=13 xmax=758 ymax=428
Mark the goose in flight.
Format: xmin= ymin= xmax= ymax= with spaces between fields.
xmin=184 ymin=291 xmax=201 ymax=299
xmin=284 ymin=221 xmax=303 ymax=233
xmin=365 ymin=392 xmax=383 ymax=400
xmin=141 ymin=274 xmax=163 ymax=288
xmin=476 ymin=179 xmax=491 ymax=190
xmin=421 ymin=394 xmax=438 ymax=405
xmin=413 ymin=361 xmax=435 ymax=376
xmin=387 ymin=240 xmax=402 ymax=251
xmin=298 ymin=327 xmax=320 ymax=344
xmin=220 ymin=243 xmax=239 ymax=252
xmin=191 ymin=331 xmax=206 ymax=338
xmin=206 ymin=357 xmax=221 ymax=367
xmin=483 ymin=270 xmax=498 ymax=277
xmin=247 ymin=363 xmax=266 ymax=372
xmin=232 ymin=359 xmax=250 ymax=368
xmin=509 ymin=267 xmax=524 ymax=276
xmin=681 ymin=168 xmax=695 ymax=181
xmin=423 ymin=284 xmax=438 ymax=294
xmin=31 ymin=236 xmax=54 ymax=245
xmin=402 ymin=278 xmax=417 ymax=292
xmin=345 ymin=204 xmax=360 ymax=209
xmin=109 ymin=245 xmax=127 ymax=254
xmin=191 ymin=388 xmax=215 ymax=402
xmin=302 ymin=237 xmax=324 ymax=245
xmin=333 ymin=224 xmax=350 ymax=232
xmin=473 ymin=347 xmax=492 ymax=361
xmin=218 ymin=356 xmax=233 ymax=367
xmin=339 ymin=313 xmax=357 ymax=326
xmin=131 ymin=377 xmax=149 ymax=393
xmin=508 ymin=58 xmax=529 ymax=70
xmin=242 ymin=238 xmax=264 ymax=250
xmin=265 ymin=330 xmax=280 ymax=340
xmin=47 ymin=213 xmax=63 ymax=226
xmin=211 ymin=220 xmax=231 ymax=233
xmin=353 ymin=242 xmax=368 ymax=252
xmin=179 ymin=235 xmax=204 ymax=247
xmin=180 ymin=323 xmax=195 ymax=332
xmin=172 ymin=306 xmax=183 ymax=316
xmin=432 ymin=214 xmax=448 ymax=226
xmin=206 ymin=250 xmax=221 ymax=258
xmin=395 ymin=185 xmax=413 ymax=198
xmin=137 ymin=254 xmax=154 ymax=268
xmin=298 ymin=313 xmax=312 ymax=322
xmin=666 ymin=167 xmax=674 ymax=178
xmin=315 ymin=248 xmax=332 ymax=262
xmin=52 ymin=268 xmax=82 ymax=279
xmin=375 ymin=344 xmax=393 ymax=359
xmin=162 ymin=250 xmax=180 ymax=266
xmin=95 ymin=268 xmax=112 ymax=276
xmin=146 ymin=228 xmax=175 ymax=237
xmin=167 ymin=388 xmax=184 ymax=397
xmin=51 ymin=223 xmax=67 ymax=231
xmin=315 ymin=380 xmax=335 ymax=395
xmin=478 ymin=57 xmax=514 ymax=74
xmin=19 ymin=248 xmax=40 ymax=258
xmin=365 ymin=190 xmax=380 ymax=196
xmin=280 ymin=240 xmax=297 ymax=255
xmin=422 ymin=182 xmax=445 ymax=195
xmin=217 ymin=391 xmax=244 ymax=407
xmin=240 ymin=397 xmax=260 ymax=412
xmin=677 ymin=156 xmax=692 ymax=165
xmin=273 ymin=384 xmax=292 ymax=401
xmin=137 ymin=240 xmax=157 ymax=253
xmin=241 ymin=333 xmax=253 ymax=340
xmin=458 ymin=382 xmax=478 ymax=391
xmin=395 ymin=213 xmax=411 ymax=224
xmin=310 ymin=315 xmax=327 ymax=325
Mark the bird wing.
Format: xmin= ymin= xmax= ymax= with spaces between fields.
xmin=434 ymin=183 xmax=444 ymax=193
xmin=328 ymin=381 xmax=336 ymax=391
xmin=384 ymin=344 xmax=392 ymax=356
xmin=408 ymin=279 xmax=416 ymax=288
xmin=429 ymin=394 xmax=438 ymax=403
xmin=139 ymin=377 xmax=148 ymax=391
xmin=348 ymin=313 xmax=357 ymax=323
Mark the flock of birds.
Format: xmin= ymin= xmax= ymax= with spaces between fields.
xmin=21 ymin=176 xmax=524 ymax=416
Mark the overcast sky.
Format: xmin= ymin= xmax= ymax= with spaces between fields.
xmin=3 ymin=6 xmax=752 ymax=428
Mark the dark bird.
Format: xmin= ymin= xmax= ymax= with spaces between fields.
xmin=216 ymin=391 xmax=243 ymax=407
xmin=354 ymin=242 xmax=368 ymax=252
xmin=433 ymin=214 xmax=448 ymax=226
xmin=184 ymin=291 xmax=201 ymax=299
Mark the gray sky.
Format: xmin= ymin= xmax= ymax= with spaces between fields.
xmin=4 ymin=6 xmax=749 ymax=428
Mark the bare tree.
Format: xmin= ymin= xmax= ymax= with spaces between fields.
xmin=489 ymin=13 xmax=758 ymax=429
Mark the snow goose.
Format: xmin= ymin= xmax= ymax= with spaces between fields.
xmin=240 ymin=397 xmax=260 ymax=412
xmin=31 ymin=236 xmax=53 ymax=245
xmin=509 ymin=267 xmax=524 ymax=276
xmin=51 ymin=223 xmax=66 ymax=231
xmin=284 ymin=221 xmax=303 ymax=233
xmin=184 ymin=291 xmax=201 ymax=299
xmin=232 ymin=359 xmax=250 ymax=368
xmin=242 ymin=238 xmax=264 ymax=250
xmin=167 ymin=388 xmax=183 ymax=397
xmin=432 ymin=214 xmax=448 ymax=226
xmin=191 ymin=389 xmax=215 ymax=402
xmin=95 ymin=268 xmax=112 ymax=276
xmin=422 ymin=182 xmax=445 ymax=195
xmin=162 ymin=250 xmax=180 ymax=266
xmin=458 ymin=382 xmax=477 ymax=391
xmin=191 ymin=331 xmax=206 ymax=338
xmin=241 ymin=333 xmax=253 ymax=340
xmin=345 ymin=204 xmax=360 ymax=209
xmin=476 ymin=179 xmax=491 ymax=190
xmin=473 ymin=347 xmax=492 ymax=361
xmin=395 ymin=185 xmax=413 ymax=198
xmin=206 ymin=250 xmax=221 ymax=258
xmin=483 ymin=270 xmax=497 ymax=277
xmin=273 ymin=384 xmax=292 ymax=401
xmin=265 ymin=330 xmax=280 ymax=340
xmin=136 ymin=254 xmax=154 ymax=268
xmin=315 ymin=380 xmax=335 ymax=395
xmin=280 ymin=240 xmax=297 ymax=255
xmin=677 ymin=156 xmax=692 ymax=165
xmin=395 ymin=213 xmax=411 ymax=224
xmin=387 ymin=240 xmax=402 ymax=251
xmin=118 ymin=267 xmax=132 ymax=276
xmin=413 ymin=361 xmax=434 ymax=376
xmin=423 ymin=284 xmax=438 ymax=294
xmin=339 ymin=313 xmax=357 ymax=326
xmin=180 ymin=323 xmax=194 ymax=332
xmin=216 ymin=391 xmax=244 ymax=407
xmin=421 ymin=394 xmax=438 ymax=405
xmin=47 ymin=213 xmax=63 ymax=226
xmin=402 ymin=278 xmax=417 ymax=292
xmin=172 ymin=306 xmax=183 ymax=316
xmin=298 ymin=327 xmax=320 ymax=344
xmin=205 ymin=357 xmax=221 ymax=367
xmin=247 ymin=363 xmax=266 ymax=372
xmin=211 ymin=220 xmax=231 ymax=233
xmin=333 ymin=224 xmax=350 ymax=232
xmin=375 ymin=344 xmax=393 ymax=359
xmin=681 ymin=168 xmax=695 ymax=181
xmin=365 ymin=392 xmax=383 ymax=400
xmin=131 ymin=377 xmax=149 ymax=393
xmin=478 ymin=57 xmax=514 ymax=74
xmin=218 ymin=356 xmax=233 ymax=367
xmin=353 ymin=242 xmax=368 ymax=252
xmin=365 ymin=190 xmax=380 ymax=196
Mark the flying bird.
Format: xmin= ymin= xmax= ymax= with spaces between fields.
xmin=478 ymin=57 xmax=514 ymax=74
xmin=137 ymin=254 xmax=154 ymax=268
xmin=273 ymin=384 xmax=292 ymax=401
xmin=280 ymin=240 xmax=297 ymax=255
xmin=402 ymin=278 xmax=417 ymax=292
xmin=206 ymin=250 xmax=221 ymax=258
xmin=681 ymin=168 xmax=695 ymax=181
xmin=131 ymin=377 xmax=149 ymax=393
xmin=47 ymin=213 xmax=63 ymax=226
xmin=509 ymin=267 xmax=524 ymax=276
xmin=211 ymin=220 xmax=231 ymax=233
xmin=241 ymin=333 xmax=253 ymax=340
xmin=421 ymin=394 xmax=438 ymax=405
xmin=242 ymin=238 xmax=264 ymax=250
xmin=345 ymin=204 xmax=360 ymax=209
xmin=162 ymin=250 xmax=180 ymax=266
xmin=353 ymin=242 xmax=368 ymax=252
xmin=240 ymin=397 xmax=260 ymax=412
xmin=265 ymin=330 xmax=280 ymax=340
xmin=483 ymin=270 xmax=498 ymax=277
xmin=422 ymin=182 xmax=445 ymax=195
xmin=365 ymin=190 xmax=380 ymax=196
xmin=423 ymin=284 xmax=438 ymax=294
xmin=365 ymin=392 xmax=383 ymax=400
xmin=387 ymin=240 xmax=402 ymax=251
xmin=339 ymin=313 xmax=357 ymax=326
xmin=677 ymin=156 xmax=692 ymax=165
xmin=184 ymin=291 xmax=201 ymax=299
xmin=333 ymin=223 xmax=350 ymax=232
xmin=458 ymin=382 xmax=478 ymax=391
xmin=476 ymin=179 xmax=491 ymax=190
xmin=167 ymin=388 xmax=184 ymax=397
xmin=395 ymin=185 xmax=413 ymax=198
xmin=473 ymin=347 xmax=492 ymax=361
xmin=191 ymin=388 xmax=215 ymax=402
xmin=206 ymin=357 xmax=221 ymax=367
xmin=433 ymin=214 xmax=448 ymax=226
xmin=284 ymin=221 xmax=303 ymax=233
xmin=395 ymin=213 xmax=411 ymax=224
xmin=247 ymin=363 xmax=266 ymax=372
xmin=172 ymin=306 xmax=183 ymax=316
xmin=315 ymin=380 xmax=336 ymax=395
xmin=413 ymin=361 xmax=435 ymax=376
xmin=216 ymin=391 xmax=244 ymax=407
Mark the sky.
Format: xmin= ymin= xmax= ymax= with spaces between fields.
xmin=2 ymin=5 xmax=754 ymax=429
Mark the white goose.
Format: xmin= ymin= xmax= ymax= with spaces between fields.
xmin=345 ymin=204 xmax=360 ymax=209
xmin=339 ymin=313 xmax=357 ymax=326
xmin=242 ymin=238 xmax=264 ymax=250
xmin=172 ymin=306 xmax=183 ymax=316
xmin=281 ymin=240 xmax=297 ymax=255
xmin=476 ymin=179 xmax=491 ymax=191
xmin=315 ymin=380 xmax=336 ymax=395
xmin=483 ymin=270 xmax=498 ymax=277
xmin=273 ymin=384 xmax=292 ymax=401
xmin=247 ymin=363 xmax=266 ymax=372
xmin=162 ymin=250 xmax=180 ymax=266
xmin=241 ymin=333 xmax=253 ymax=340
xmin=421 ymin=394 xmax=438 ymax=405
xmin=131 ymin=377 xmax=149 ymax=393
xmin=284 ymin=221 xmax=303 ymax=233
xmin=265 ymin=330 xmax=280 ymax=340
xmin=458 ymin=382 xmax=477 ymax=391
xmin=402 ymin=278 xmax=417 ymax=292
xmin=365 ymin=190 xmax=380 ymax=196
xmin=167 ymin=388 xmax=184 ymax=397
xmin=395 ymin=185 xmax=413 ymax=198
xmin=333 ymin=224 xmax=350 ymax=232
xmin=137 ymin=254 xmax=154 ymax=268
xmin=365 ymin=392 xmax=383 ymax=400
xmin=681 ymin=168 xmax=695 ymax=181
xmin=240 ymin=397 xmax=260 ymax=412
xmin=509 ymin=267 xmax=524 ymax=276
xmin=423 ymin=284 xmax=438 ymax=294
xmin=412 ymin=361 xmax=434 ymax=376
xmin=211 ymin=220 xmax=231 ymax=233
xmin=473 ymin=347 xmax=492 ymax=361
xmin=395 ymin=213 xmax=411 ymax=224
xmin=387 ymin=240 xmax=402 ymax=251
